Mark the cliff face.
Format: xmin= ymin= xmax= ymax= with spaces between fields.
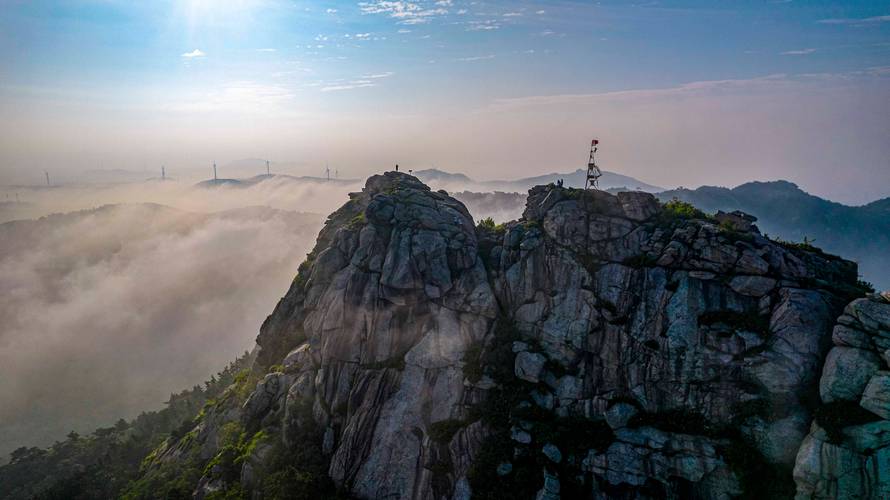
xmin=135 ymin=173 xmax=882 ymax=499
xmin=793 ymin=293 xmax=890 ymax=499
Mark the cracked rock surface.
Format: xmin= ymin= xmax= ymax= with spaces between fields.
xmin=143 ymin=175 xmax=880 ymax=499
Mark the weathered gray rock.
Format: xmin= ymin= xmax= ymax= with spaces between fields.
xmin=515 ymin=351 xmax=546 ymax=383
xmin=795 ymin=294 xmax=890 ymax=499
xmin=729 ymin=275 xmax=776 ymax=297
xmin=511 ymin=427 xmax=532 ymax=444
xmin=715 ymin=210 xmax=758 ymax=232
xmin=617 ymin=191 xmax=660 ymax=221
xmin=542 ymin=443 xmax=562 ymax=463
xmin=536 ymin=470 xmax=560 ymax=500
xmin=496 ymin=462 xmax=513 ymax=476
xmin=820 ymin=347 xmax=883 ymax=402
xmin=584 ymin=427 xmax=734 ymax=492
xmin=794 ymin=423 xmax=890 ymax=499
xmin=861 ymin=372 xmax=890 ymax=419
xmin=832 ymin=324 xmax=874 ymax=349
xmin=605 ymin=402 xmax=638 ymax=430
xmin=847 ymin=298 xmax=890 ymax=333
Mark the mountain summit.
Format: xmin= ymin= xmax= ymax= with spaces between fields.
xmin=3 ymin=173 xmax=886 ymax=499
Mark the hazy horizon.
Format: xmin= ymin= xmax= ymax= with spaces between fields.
xmin=2 ymin=1 xmax=889 ymax=204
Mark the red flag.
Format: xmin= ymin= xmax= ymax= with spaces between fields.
xmin=592 ymin=139 xmax=599 ymax=145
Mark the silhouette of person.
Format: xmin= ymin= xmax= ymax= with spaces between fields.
xmin=395 ymin=164 xmax=399 ymax=172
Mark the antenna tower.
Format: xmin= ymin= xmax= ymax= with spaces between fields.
xmin=585 ymin=139 xmax=602 ymax=190
xmin=213 ymin=161 xmax=218 ymax=180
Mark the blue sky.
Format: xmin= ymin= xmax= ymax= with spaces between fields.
xmin=1 ymin=0 xmax=889 ymax=202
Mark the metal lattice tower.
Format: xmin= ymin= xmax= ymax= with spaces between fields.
xmin=585 ymin=139 xmax=602 ymax=190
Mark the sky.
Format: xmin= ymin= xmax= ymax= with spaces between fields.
xmin=1 ymin=0 xmax=889 ymax=203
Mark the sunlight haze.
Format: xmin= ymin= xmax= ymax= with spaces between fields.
xmin=1 ymin=0 xmax=889 ymax=203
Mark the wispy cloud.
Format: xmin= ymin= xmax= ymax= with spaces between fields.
xmin=363 ymin=72 xmax=395 ymax=79
xmin=486 ymin=72 xmax=888 ymax=111
xmin=181 ymin=49 xmax=205 ymax=58
xmin=321 ymin=81 xmax=376 ymax=92
xmin=457 ymin=54 xmax=496 ymax=62
xmin=165 ymin=81 xmax=296 ymax=113
xmin=818 ymin=15 xmax=890 ymax=26
xmin=466 ymin=19 xmax=500 ymax=31
xmin=359 ymin=1 xmax=448 ymax=25
xmin=781 ymin=48 xmax=816 ymax=55
xmin=326 ymin=8 xmax=338 ymax=14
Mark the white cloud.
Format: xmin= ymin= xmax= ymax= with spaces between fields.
xmin=781 ymin=48 xmax=816 ymax=55
xmin=359 ymin=1 xmax=448 ymax=24
xmin=181 ymin=49 xmax=205 ymax=58
xmin=326 ymin=8 xmax=338 ymax=14
xmin=466 ymin=19 xmax=500 ymax=31
xmin=503 ymin=12 xmax=523 ymax=17
xmin=535 ymin=10 xmax=545 ymax=15
xmin=485 ymin=73 xmax=871 ymax=111
xmin=321 ymin=81 xmax=377 ymax=92
xmin=435 ymin=0 xmax=453 ymax=5
xmin=398 ymin=28 xmax=412 ymax=33
xmin=399 ymin=17 xmax=432 ymax=25
xmin=458 ymin=54 xmax=496 ymax=61
xmin=363 ymin=71 xmax=395 ymax=78
xmin=818 ymin=15 xmax=890 ymax=26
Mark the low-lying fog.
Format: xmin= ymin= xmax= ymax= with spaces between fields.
xmin=0 ymin=175 xmax=526 ymax=460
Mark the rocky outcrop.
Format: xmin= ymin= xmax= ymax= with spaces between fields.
xmin=139 ymin=175 xmax=873 ymax=499
xmin=255 ymin=172 xmax=497 ymax=499
xmin=476 ymin=185 xmax=861 ymax=498
xmin=793 ymin=292 xmax=890 ymax=499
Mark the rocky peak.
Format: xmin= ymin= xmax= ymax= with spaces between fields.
xmin=137 ymin=176 xmax=878 ymax=500
xmin=248 ymin=171 xmax=495 ymax=498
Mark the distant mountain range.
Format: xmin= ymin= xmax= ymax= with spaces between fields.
xmin=657 ymin=181 xmax=889 ymax=289
xmin=193 ymin=173 xmax=356 ymax=189
xmin=413 ymin=168 xmax=662 ymax=192
xmin=78 ymin=166 xmax=884 ymax=289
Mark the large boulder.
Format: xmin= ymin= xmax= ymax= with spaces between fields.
xmin=794 ymin=294 xmax=890 ymax=499
xmin=819 ymin=347 xmax=883 ymax=403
